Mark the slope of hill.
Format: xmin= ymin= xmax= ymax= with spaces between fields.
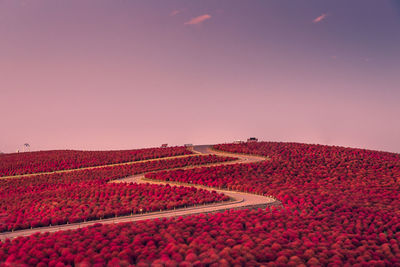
xmin=0 ymin=141 xmax=399 ymax=266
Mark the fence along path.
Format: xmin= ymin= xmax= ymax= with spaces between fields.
xmin=0 ymin=145 xmax=279 ymax=241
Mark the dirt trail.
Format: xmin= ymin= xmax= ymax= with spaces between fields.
xmin=0 ymin=145 xmax=279 ymax=241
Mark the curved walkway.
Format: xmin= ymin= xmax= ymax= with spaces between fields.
xmin=0 ymin=145 xmax=279 ymax=241
xmin=0 ymin=154 xmax=197 ymax=180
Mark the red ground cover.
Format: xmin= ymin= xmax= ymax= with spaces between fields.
xmin=0 ymin=154 xmax=233 ymax=232
xmin=147 ymin=142 xmax=400 ymax=214
xmin=1 ymin=142 xmax=399 ymax=265
xmin=0 ymin=146 xmax=191 ymax=177
xmin=0 ymin=207 xmax=399 ymax=266
xmin=0 ymin=183 xmax=228 ymax=232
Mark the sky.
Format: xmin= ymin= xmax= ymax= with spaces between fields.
xmin=1 ymin=0 xmax=400 ymax=153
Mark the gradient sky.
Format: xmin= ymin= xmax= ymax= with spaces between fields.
xmin=1 ymin=0 xmax=400 ymax=153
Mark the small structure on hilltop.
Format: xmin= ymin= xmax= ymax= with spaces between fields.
xmin=24 ymin=143 xmax=30 ymax=152
xmin=247 ymin=137 xmax=258 ymax=142
xmin=161 ymin=144 xmax=168 ymax=148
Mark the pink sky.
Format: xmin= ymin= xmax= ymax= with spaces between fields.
xmin=1 ymin=1 xmax=400 ymax=153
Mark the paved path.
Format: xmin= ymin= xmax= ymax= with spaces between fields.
xmin=0 ymin=145 xmax=279 ymax=241
xmin=0 ymin=154 xmax=197 ymax=180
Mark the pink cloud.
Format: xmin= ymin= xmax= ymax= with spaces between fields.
xmin=313 ymin=13 xmax=328 ymax=23
xmin=184 ymin=14 xmax=211 ymax=25
xmin=170 ymin=10 xmax=182 ymax=16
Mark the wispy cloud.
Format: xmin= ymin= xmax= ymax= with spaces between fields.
xmin=170 ymin=10 xmax=182 ymax=16
xmin=313 ymin=13 xmax=328 ymax=23
xmin=184 ymin=14 xmax=211 ymax=25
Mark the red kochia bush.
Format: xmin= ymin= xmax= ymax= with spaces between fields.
xmin=0 ymin=154 xmax=234 ymax=232
xmin=0 ymin=208 xmax=399 ymax=266
xmin=148 ymin=142 xmax=400 ymax=213
xmin=0 ymin=183 xmax=228 ymax=232
xmin=144 ymin=142 xmax=400 ymax=264
xmin=1 ymin=141 xmax=400 ymax=265
xmin=0 ymin=146 xmax=192 ymax=177
xmin=0 ymin=154 xmax=234 ymax=188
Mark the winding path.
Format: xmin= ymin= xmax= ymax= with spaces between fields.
xmin=0 ymin=145 xmax=279 ymax=241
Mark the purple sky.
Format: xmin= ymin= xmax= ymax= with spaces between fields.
xmin=1 ymin=0 xmax=400 ymax=153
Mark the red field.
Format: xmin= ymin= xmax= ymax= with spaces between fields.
xmin=0 ymin=154 xmax=233 ymax=232
xmin=0 ymin=146 xmax=192 ymax=177
xmin=0 ymin=182 xmax=228 ymax=232
xmin=1 ymin=142 xmax=400 ymax=266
